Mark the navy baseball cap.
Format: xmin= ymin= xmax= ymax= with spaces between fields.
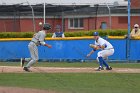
xmin=93 ymin=32 xmax=99 ymax=36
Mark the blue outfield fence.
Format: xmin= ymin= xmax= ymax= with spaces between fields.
xmin=0 ymin=38 xmax=139 ymax=62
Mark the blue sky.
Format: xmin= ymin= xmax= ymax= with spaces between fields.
xmin=0 ymin=0 xmax=127 ymax=5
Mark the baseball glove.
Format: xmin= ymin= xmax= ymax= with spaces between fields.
xmin=89 ymin=44 xmax=98 ymax=50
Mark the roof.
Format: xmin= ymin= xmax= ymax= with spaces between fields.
xmin=0 ymin=0 xmax=127 ymax=5
xmin=0 ymin=4 xmax=88 ymax=12
xmin=0 ymin=4 xmax=139 ymax=17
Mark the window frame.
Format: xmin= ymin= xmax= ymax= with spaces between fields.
xmin=68 ymin=18 xmax=84 ymax=29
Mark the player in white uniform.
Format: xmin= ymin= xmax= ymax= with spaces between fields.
xmin=21 ymin=23 xmax=52 ymax=72
xmin=87 ymin=32 xmax=114 ymax=71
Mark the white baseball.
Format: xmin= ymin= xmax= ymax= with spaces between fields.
xmin=39 ymin=22 xmax=43 ymax=26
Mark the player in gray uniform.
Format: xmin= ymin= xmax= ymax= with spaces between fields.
xmin=21 ymin=23 xmax=52 ymax=72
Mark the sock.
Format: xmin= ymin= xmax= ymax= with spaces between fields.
xmin=102 ymin=60 xmax=109 ymax=68
xmin=98 ymin=57 xmax=103 ymax=67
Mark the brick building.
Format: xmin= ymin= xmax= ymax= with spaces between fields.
xmin=0 ymin=0 xmax=139 ymax=32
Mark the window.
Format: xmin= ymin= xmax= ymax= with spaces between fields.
xmin=68 ymin=18 xmax=84 ymax=29
xmin=101 ymin=22 xmax=107 ymax=29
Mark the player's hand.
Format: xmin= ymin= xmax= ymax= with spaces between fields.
xmin=86 ymin=54 xmax=91 ymax=58
xmin=47 ymin=45 xmax=52 ymax=48
xmin=45 ymin=44 xmax=52 ymax=48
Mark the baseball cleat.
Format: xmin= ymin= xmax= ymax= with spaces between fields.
xmin=20 ymin=58 xmax=25 ymax=67
xmin=106 ymin=66 xmax=112 ymax=70
xmin=96 ymin=66 xmax=104 ymax=71
xmin=23 ymin=67 xmax=30 ymax=72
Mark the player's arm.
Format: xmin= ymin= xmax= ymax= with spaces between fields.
xmin=40 ymin=41 xmax=52 ymax=48
xmin=99 ymin=44 xmax=107 ymax=50
xmin=92 ymin=42 xmax=107 ymax=50
xmin=95 ymin=38 xmax=107 ymax=50
xmin=87 ymin=44 xmax=99 ymax=57
xmin=40 ymin=40 xmax=52 ymax=48
xmin=89 ymin=44 xmax=100 ymax=50
xmin=44 ymin=43 xmax=52 ymax=48
xmin=130 ymin=29 xmax=136 ymax=38
xmin=62 ymin=33 xmax=65 ymax=38
xmin=52 ymin=33 xmax=56 ymax=38
xmin=39 ymin=33 xmax=52 ymax=48
xmin=87 ymin=50 xmax=95 ymax=57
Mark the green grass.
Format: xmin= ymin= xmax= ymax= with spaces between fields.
xmin=0 ymin=73 xmax=139 ymax=93
xmin=0 ymin=62 xmax=140 ymax=93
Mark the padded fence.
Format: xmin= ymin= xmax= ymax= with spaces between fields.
xmin=1 ymin=38 xmax=139 ymax=62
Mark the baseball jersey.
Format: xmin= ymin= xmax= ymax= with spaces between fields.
xmin=31 ymin=30 xmax=46 ymax=46
xmin=55 ymin=32 xmax=63 ymax=37
xmin=52 ymin=32 xmax=65 ymax=38
xmin=95 ymin=37 xmax=113 ymax=50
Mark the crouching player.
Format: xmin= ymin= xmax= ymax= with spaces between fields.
xmin=87 ymin=32 xmax=114 ymax=71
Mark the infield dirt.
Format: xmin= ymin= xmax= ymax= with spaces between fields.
xmin=0 ymin=66 xmax=140 ymax=73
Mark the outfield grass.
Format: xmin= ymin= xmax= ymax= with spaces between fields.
xmin=0 ymin=73 xmax=139 ymax=93
xmin=0 ymin=62 xmax=140 ymax=93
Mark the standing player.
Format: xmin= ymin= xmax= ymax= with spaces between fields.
xmin=87 ymin=32 xmax=114 ymax=71
xmin=21 ymin=23 xmax=52 ymax=72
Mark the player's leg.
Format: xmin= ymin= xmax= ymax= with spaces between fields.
xmin=20 ymin=43 xmax=32 ymax=67
xmin=26 ymin=47 xmax=38 ymax=68
xmin=20 ymin=58 xmax=31 ymax=67
xmin=96 ymin=51 xmax=104 ymax=71
xmin=23 ymin=42 xmax=38 ymax=71
xmin=101 ymin=49 xmax=114 ymax=70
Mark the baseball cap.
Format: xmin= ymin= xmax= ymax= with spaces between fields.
xmin=93 ymin=32 xmax=99 ymax=36
xmin=134 ymin=24 xmax=139 ymax=28
xmin=43 ymin=23 xmax=51 ymax=30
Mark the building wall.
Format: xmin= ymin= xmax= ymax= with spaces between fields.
xmin=84 ymin=17 xmax=95 ymax=30
xmin=95 ymin=16 xmax=128 ymax=30
xmin=0 ymin=19 xmax=20 ymax=32
xmin=64 ymin=18 xmax=96 ymax=32
xmin=20 ymin=19 xmax=34 ymax=32
xmin=131 ymin=0 xmax=140 ymax=9
xmin=93 ymin=15 xmax=140 ymax=30
xmin=130 ymin=16 xmax=140 ymax=27
xmin=0 ymin=18 xmax=62 ymax=32
xmin=0 ymin=20 xmax=6 ymax=32
xmin=0 ymin=16 xmax=140 ymax=32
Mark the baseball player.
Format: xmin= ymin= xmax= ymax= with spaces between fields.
xmin=21 ymin=23 xmax=52 ymax=72
xmin=87 ymin=32 xmax=114 ymax=71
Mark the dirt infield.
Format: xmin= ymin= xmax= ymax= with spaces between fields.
xmin=0 ymin=66 xmax=140 ymax=73
xmin=0 ymin=86 xmax=57 ymax=93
